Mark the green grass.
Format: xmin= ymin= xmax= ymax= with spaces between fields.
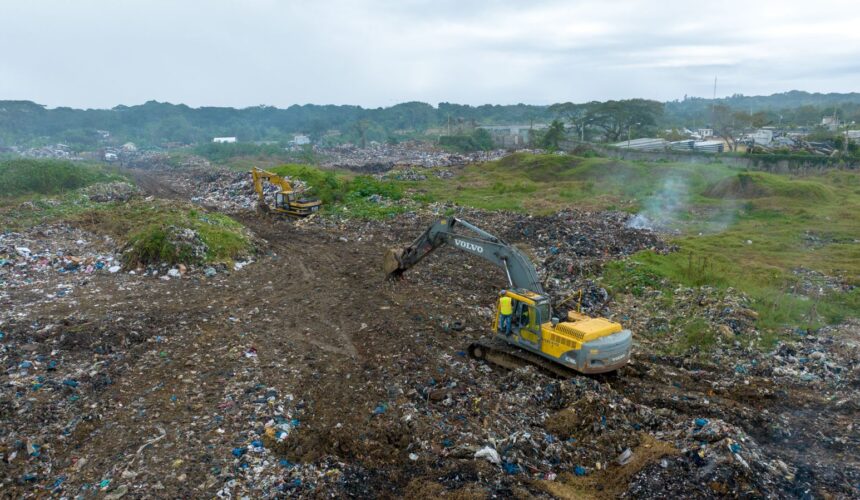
xmin=406 ymin=152 xmax=859 ymax=350
xmin=268 ymin=163 xmax=408 ymax=219
xmin=0 ymin=159 xmax=123 ymax=197
xmin=409 ymin=153 xmax=737 ymax=214
xmin=601 ymin=164 xmax=860 ymax=347
xmin=70 ymin=201 xmax=254 ymax=266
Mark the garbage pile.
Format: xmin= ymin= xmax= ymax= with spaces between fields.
xmin=81 ymin=181 xmax=141 ymax=202
xmin=302 ymin=204 xmax=671 ymax=314
xmin=320 ymin=142 xmax=509 ymax=170
xmin=118 ymin=151 xmax=212 ymax=170
xmin=172 ymin=169 xmax=308 ymax=213
xmin=380 ymin=167 xmax=456 ymax=181
xmin=1 ymin=225 xmax=122 ymax=293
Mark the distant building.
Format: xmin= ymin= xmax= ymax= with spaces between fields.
xmin=821 ymin=116 xmax=839 ymax=131
xmin=846 ymin=130 xmax=860 ymax=140
xmin=613 ymin=137 xmax=667 ymax=151
xmin=693 ymin=140 xmax=724 ymax=153
xmin=696 ymin=128 xmax=714 ymax=138
xmin=121 ymin=142 xmax=137 ymax=152
xmin=291 ymin=134 xmax=311 ymax=146
xmin=751 ymin=129 xmax=774 ymax=145
xmin=213 ymin=137 xmax=237 ymax=144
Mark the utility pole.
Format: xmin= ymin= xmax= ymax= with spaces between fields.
xmin=627 ymin=122 xmax=640 ymax=148
xmin=711 ymin=75 xmax=717 ymax=129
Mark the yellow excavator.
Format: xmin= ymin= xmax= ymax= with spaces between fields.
xmin=384 ymin=217 xmax=631 ymax=375
xmin=250 ymin=167 xmax=321 ymax=217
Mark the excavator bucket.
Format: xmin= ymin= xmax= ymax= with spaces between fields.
xmin=383 ymin=248 xmax=405 ymax=276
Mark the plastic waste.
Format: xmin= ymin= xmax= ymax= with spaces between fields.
xmin=617 ymin=448 xmax=633 ymax=466
xmin=474 ymin=446 xmax=501 ymax=465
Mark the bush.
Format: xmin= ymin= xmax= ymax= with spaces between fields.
xmin=439 ymin=128 xmax=495 ymax=152
xmin=0 ymin=159 xmax=119 ymax=197
xmin=270 ymin=164 xmax=403 ymax=205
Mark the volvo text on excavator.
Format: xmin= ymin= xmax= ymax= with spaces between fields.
xmin=384 ymin=217 xmax=632 ymax=375
xmin=250 ymin=167 xmax=321 ymax=217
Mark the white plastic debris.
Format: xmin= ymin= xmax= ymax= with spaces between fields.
xmin=617 ymin=448 xmax=633 ymax=466
xmin=474 ymin=446 xmax=501 ymax=465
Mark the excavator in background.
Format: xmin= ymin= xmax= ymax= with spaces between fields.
xmin=250 ymin=167 xmax=322 ymax=217
xmin=384 ymin=217 xmax=632 ymax=375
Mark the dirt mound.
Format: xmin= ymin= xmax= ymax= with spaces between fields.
xmin=705 ymin=173 xmax=773 ymax=199
xmin=705 ymin=172 xmax=833 ymax=201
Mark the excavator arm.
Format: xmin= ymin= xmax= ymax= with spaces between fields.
xmin=384 ymin=217 xmax=544 ymax=294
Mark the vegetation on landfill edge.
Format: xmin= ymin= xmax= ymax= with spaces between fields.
xmin=269 ymin=163 xmax=410 ymax=219
xmin=402 ymin=153 xmax=859 ymax=349
xmin=0 ymin=158 xmax=124 ymax=197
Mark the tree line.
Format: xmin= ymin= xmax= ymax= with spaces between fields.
xmin=1 ymin=91 xmax=859 ymax=151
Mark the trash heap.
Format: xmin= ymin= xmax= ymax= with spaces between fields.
xmin=320 ymin=142 xmax=509 ymax=171
xmin=1 ymin=226 xmax=122 ymax=292
xmin=175 ymin=169 xmax=308 ymax=213
xmin=81 ymin=181 xmax=141 ymax=203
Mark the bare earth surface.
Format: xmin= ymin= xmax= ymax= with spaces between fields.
xmin=2 ymin=170 xmax=858 ymax=498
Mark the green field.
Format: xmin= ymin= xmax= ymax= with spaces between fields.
xmin=0 ymin=159 xmax=124 ymax=197
xmin=402 ymin=154 xmax=860 ymax=344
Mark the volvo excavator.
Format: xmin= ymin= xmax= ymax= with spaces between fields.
xmin=384 ymin=217 xmax=631 ymax=375
xmin=250 ymin=167 xmax=321 ymax=217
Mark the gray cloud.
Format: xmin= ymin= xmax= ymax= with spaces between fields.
xmin=1 ymin=0 xmax=858 ymax=108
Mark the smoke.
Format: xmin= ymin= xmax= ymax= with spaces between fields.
xmin=626 ymin=176 xmax=738 ymax=233
xmin=626 ymin=177 xmax=689 ymax=231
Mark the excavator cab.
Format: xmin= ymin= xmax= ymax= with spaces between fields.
xmin=495 ymin=289 xmax=546 ymax=349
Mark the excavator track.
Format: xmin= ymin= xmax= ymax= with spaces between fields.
xmin=468 ymin=337 xmax=582 ymax=379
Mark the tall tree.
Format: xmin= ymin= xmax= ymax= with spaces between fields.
xmin=548 ymin=102 xmax=589 ymax=141
xmin=712 ymin=105 xmax=749 ymax=152
xmin=584 ymin=99 xmax=663 ymax=142
xmin=540 ymin=119 xmax=566 ymax=150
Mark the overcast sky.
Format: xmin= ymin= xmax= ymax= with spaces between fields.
xmin=2 ymin=0 xmax=859 ymax=109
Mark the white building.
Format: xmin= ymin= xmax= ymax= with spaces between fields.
xmin=291 ymin=134 xmax=311 ymax=146
xmin=751 ymin=129 xmax=774 ymax=145
xmin=696 ymin=128 xmax=714 ymax=138
xmin=213 ymin=137 xmax=237 ymax=144
xmin=821 ymin=116 xmax=839 ymax=131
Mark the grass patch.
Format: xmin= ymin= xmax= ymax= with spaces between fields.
xmin=0 ymin=159 xmax=123 ymax=197
xmin=410 ymin=153 xmax=738 ymax=214
xmin=269 ymin=163 xmax=407 ymax=219
xmin=71 ymin=200 xmax=253 ymax=266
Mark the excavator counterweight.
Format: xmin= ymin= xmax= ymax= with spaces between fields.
xmin=386 ymin=217 xmax=632 ymax=375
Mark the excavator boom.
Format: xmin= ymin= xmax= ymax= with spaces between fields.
xmin=384 ymin=217 xmax=543 ymax=294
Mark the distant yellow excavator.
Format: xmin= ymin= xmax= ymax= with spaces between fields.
xmin=250 ymin=167 xmax=321 ymax=217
